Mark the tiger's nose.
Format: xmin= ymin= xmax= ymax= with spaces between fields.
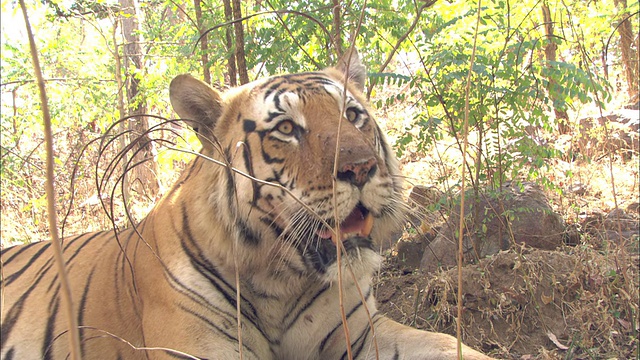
xmin=337 ymin=157 xmax=378 ymax=187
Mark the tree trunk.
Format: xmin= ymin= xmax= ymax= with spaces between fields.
xmin=119 ymin=0 xmax=159 ymax=200
xmin=541 ymin=2 xmax=569 ymax=134
xmin=232 ymin=0 xmax=249 ymax=84
xmin=222 ymin=0 xmax=237 ymax=86
xmin=332 ymin=0 xmax=343 ymax=57
xmin=194 ymin=0 xmax=211 ymax=84
xmin=613 ymin=0 xmax=639 ymax=100
xmin=601 ymin=41 xmax=609 ymax=80
xmin=112 ymin=20 xmax=131 ymax=226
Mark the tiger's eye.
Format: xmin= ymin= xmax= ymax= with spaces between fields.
xmin=276 ymin=120 xmax=294 ymax=135
xmin=346 ymin=109 xmax=358 ymax=123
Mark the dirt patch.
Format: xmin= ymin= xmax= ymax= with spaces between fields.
xmin=375 ymin=246 xmax=639 ymax=359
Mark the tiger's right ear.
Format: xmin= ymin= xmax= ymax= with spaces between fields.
xmin=169 ymin=74 xmax=223 ymax=146
xmin=335 ymin=48 xmax=367 ymax=92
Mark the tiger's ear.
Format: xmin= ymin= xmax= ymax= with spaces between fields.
xmin=169 ymin=74 xmax=223 ymax=145
xmin=335 ymin=48 xmax=367 ymax=91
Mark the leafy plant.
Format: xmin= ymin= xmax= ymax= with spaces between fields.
xmin=392 ymin=0 xmax=611 ymax=191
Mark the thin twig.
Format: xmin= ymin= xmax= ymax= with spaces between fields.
xmin=264 ymin=0 xmax=323 ymax=69
xmin=232 ymin=141 xmax=246 ymax=360
xmin=458 ymin=1 xmax=482 ymax=359
xmin=330 ymin=1 xmax=376 ymax=358
xmin=67 ymin=326 xmax=203 ymax=359
xmin=167 ymin=146 xmax=336 ymax=233
xmin=18 ymin=1 xmax=82 ymax=359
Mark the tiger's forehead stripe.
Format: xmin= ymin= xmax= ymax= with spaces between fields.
xmin=263 ymin=91 xmax=306 ymax=129
xmin=253 ymin=73 xmax=359 ymax=130
xmin=320 ymin=82 xmax=358 ymax=113
xmin=256 ymin=72 xmax=353 ymax=102
xmin=253 ymin=73 xmax=348 ymax=132
xmin=256 ymin=72 xmax=335 ymax=95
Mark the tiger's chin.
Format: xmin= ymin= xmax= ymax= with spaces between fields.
xmin=306 ymin=234 xmax=382 ymax=283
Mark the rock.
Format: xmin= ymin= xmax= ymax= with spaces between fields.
xmin=577 ymin=110 xmax=639 ymax=156
xmin=623 ymin=94 xmax=639 ymax=110
xmin=604 ymin=208 xmax=638 ymax=231
xmin=580 ymin=211 xmax=605 ymax=231
xmin=408 ymin=185 xmax=444 ymax=209
xmin=579 ymin=209 xmax=639 ymax=250
xmin=395 ymin=237 xmax=428 ymax=272
xmin=625 ymin=202 xmax=640 ymax=215
xmin=420 ymin=182 xmax=565 ymax=272
xmin=602 ymin=229 xmax=638 ymax=243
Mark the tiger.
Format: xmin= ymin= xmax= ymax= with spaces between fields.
xmin=1 ymin=50 xmax=493 ymax=360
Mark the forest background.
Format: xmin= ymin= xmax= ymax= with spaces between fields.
xmin=1 ymin=0 xmax=638 ymax=358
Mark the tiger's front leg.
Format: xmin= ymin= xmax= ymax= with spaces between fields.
xmin=358 ymin=316 xmax=494 ymax=360
xmin=318 ymin=313 xmax=493 ymax=360
xmin=278 ymin=276 xmax=493 ymax=360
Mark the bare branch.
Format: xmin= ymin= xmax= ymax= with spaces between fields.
xmin=1 ymin=78 xmax=116 ymax=87
xmin=18 ymin=1 xmax=82 ymax=359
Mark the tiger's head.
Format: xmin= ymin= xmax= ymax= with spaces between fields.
xmin=169 ymin=51 xmax=404 ymax=283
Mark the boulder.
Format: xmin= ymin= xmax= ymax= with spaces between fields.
xmin=580 ymin=208 xmax=639 ymax=248
xmin=577 ymin=110 xmax=639 ymax=157
xmin=420 ymin=182 xmax=565 ymax=272
xmin=395 ymin=237 xmax=428 ymax=272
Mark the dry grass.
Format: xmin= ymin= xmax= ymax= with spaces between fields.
xmin=376 ymin=242 xmax=639 ymax=359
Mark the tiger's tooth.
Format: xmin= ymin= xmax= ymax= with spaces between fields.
xmin=360 ymin=213 xmax=374 ymax=237
xmin=330 ymin=213 xmax=374 ymax=244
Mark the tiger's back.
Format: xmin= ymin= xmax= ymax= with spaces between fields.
xmin=2 ymin=231 xmax=145 ymax=359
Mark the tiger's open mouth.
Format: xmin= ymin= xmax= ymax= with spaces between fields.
xmin=305 ymin=203 xmax=375 ymax=274
xmin=315 ymin=204 xmax=374 ymax=242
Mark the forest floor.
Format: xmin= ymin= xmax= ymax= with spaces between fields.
xmin=373 ymin=103 xmax=639 ymax=359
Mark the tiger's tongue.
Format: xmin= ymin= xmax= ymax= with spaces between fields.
xmin=316 ymin=207 xmax=374 ymax=244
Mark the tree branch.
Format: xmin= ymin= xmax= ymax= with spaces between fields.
xmin=366 ymin=0 xmax=436 ymax=98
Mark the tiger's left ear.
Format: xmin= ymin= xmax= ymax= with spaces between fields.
xmin=335 ymin=48 xmax=367 ymax=91
xmin=169 ymin=74 xmax=223 ymax=147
